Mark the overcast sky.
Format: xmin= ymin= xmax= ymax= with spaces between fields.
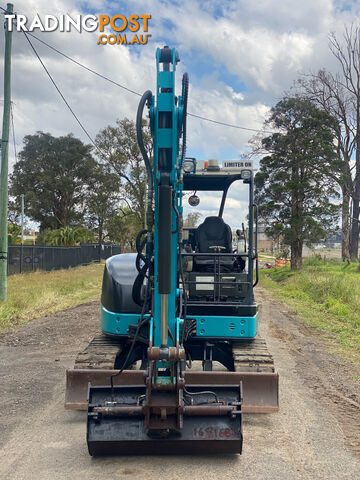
xmin=0 ymin=0 xmax=359 ymax=228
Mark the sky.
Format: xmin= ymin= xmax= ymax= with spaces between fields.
xmin=0 ymin=0 xmax=359 ymax=228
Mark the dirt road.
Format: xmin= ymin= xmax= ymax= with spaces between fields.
xmin=0 ymin=289 xmax=359 ymax=480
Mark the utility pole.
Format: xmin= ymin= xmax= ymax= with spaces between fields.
xmin=20 ymin=193 xmax=24 ymax=273
xmin=0 ymin=3 xmax=14 ymax=301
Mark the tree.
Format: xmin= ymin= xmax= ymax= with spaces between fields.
xmin=106 ymin=208 xmax=142 ymax=251
xmin=297 ymin=70 xmax=354 ymax=261
xmin=84 ymin=164 xmax=121 ymax=244
xmin=95 ymin=118 xmax=152 ymax=226
xmin=328 ymin=26 xmax=360 ymax=260
xmin=7 ymin=199 xmax=20 ymax=225
xmin=10 ymin=132 xmax=96 ymax=230
xmin=8 ymin=223 xmax=20 ymax=244
xmin=184 ymin=212 xmax=201 ymax=227
xmin=255 ymin=97 xmax=340 ymax=270
xmin=297 ymin=25 xmax=360 ymax=260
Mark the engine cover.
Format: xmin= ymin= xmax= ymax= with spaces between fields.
xmin=101 ymin=253 xmax=142 ymax=314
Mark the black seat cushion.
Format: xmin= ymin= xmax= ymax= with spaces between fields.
xmin=194 ymin=216 xmax=233 ymax=269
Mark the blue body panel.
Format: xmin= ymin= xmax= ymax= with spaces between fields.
xmin=194 ymin=314 xmax=257 ymax=339
xmin=101 ymin=304 xmax=141 ymax=336
xmin=101 ymin=302 xmax=258 ymax=340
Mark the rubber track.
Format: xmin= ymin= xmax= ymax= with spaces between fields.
xmin=232 ymin=337 xmax=275 ymax=372
xmin=74 ymin=334 xmax=123 ymax=370
xmin=74 ymin=335 xmax=275 ymax=373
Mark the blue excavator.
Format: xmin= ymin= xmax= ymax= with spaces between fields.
xmin=65 ymin=46 xmax=278 ymax=455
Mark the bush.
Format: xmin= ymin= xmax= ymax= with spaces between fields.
xmin=37 ymin=227 xmax=95 ymax=246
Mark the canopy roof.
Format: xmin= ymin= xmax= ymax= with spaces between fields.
xmin=183 ymin=172 xmax=244 ymax=191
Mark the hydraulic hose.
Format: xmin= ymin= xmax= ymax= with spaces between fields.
xmin=181 ymin=73 xmax=189 ymax=164
xmin=179 ymin=72 xmax=189 ymax=344
xmin=136 ymin=90 xmax=153 ymax=228
xmin=132 ymin=229 xmax=153 ymax=307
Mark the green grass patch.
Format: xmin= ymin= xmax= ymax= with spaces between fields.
xmin=0 ymin=263 xmax=104 ymax=331
xmin=260 ymin=257 xmax=360 ymax=364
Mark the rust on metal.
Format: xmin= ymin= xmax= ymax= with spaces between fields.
xmin=66 ymin=368 xmax=278 ymax=413
xmin=92 ymin=406 xmax=144 ymax=416
xmin=181 ymin=405 xmax=238 ymax=416
xmin=87 ymin=383 xmax=243 ymax=455
xmin=65 ymin=369 xmax=145 ymax=409
xmin=185 ymin=371 xmax=279 ymax=413
xmin=147 ymin=346 xmax=185 ymax=361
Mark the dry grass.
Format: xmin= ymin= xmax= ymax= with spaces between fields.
xmin=260 ymin=257 xmax=360 ymax=364
xmin=0 ymin=263 xmax=104 ymax=331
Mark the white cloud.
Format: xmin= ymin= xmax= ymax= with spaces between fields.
xmin=138 ymin=0 xmax=360 ymax=164
xmin=0 ymin=0 xmax=359 ymax=203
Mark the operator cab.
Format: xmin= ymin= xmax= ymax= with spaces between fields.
xmin=182 ymin=158 xmax=258 ymax=317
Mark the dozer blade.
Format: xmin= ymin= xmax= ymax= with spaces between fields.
xmin=186 ymin=371 xmax=279 ymax=413
xmin=87 ymin=383 xmax=242 ymax=456
xmin=66 ymin=369 xmax=279 ymax=413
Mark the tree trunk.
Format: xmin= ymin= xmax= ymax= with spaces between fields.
xmin=290 ymin=162 xmax=303 ymax=270
xmin=98 ymin=220 xmax=103 ymax=245
xmin=60 ymin=207 xmax=68 ymax=228
xmin=290 ymin=238 xmax=303 ymax=270
xmin=350 ymin=185 xmax=360 ymax=260
xmin=341 ymin=184 xmax=351 ymax=262
xmin=350 ymin=98 xmax=360 ymax=260
xmin=98 ymin=220 xmax=103 ymax=263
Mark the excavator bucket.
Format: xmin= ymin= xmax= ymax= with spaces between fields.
xmin=87 ymin=382 xmax=243 ymax=455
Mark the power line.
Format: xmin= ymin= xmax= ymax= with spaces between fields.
xmin=22 ymin=30 xmax=105 ymax=157
xmin=0 ymin=6 xmax=275 ymax=135
xmin=187 ymin=112 xmax=274 ymax=134
xmin=1 ymin=6 xmax=106 ymax=156
xmin=25 ymin=31 xmax=142 ymax=97
xmin=20 ymin=31 xmax=274 ymax=135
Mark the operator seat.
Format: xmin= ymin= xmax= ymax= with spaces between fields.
xmin=194 ymin=216 xmax=234 ymax=271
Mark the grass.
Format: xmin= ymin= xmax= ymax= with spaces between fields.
xmin=0 ymin=263 xmax=104 ymax=332
xmin=2 ymin=257 xmax=359 ymax=364
xmin=260 ymin=257 xmax=360 ymax=364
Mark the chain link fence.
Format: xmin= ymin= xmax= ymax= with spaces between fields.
xmin=7 ymin=244 xmax=121 ymax=276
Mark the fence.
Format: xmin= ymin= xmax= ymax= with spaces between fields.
xmin=7 ymin=244 xmax=121 ymax=276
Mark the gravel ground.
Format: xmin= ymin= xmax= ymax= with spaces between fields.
xmin=0 ymin=289 xmax=359 ymax=480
